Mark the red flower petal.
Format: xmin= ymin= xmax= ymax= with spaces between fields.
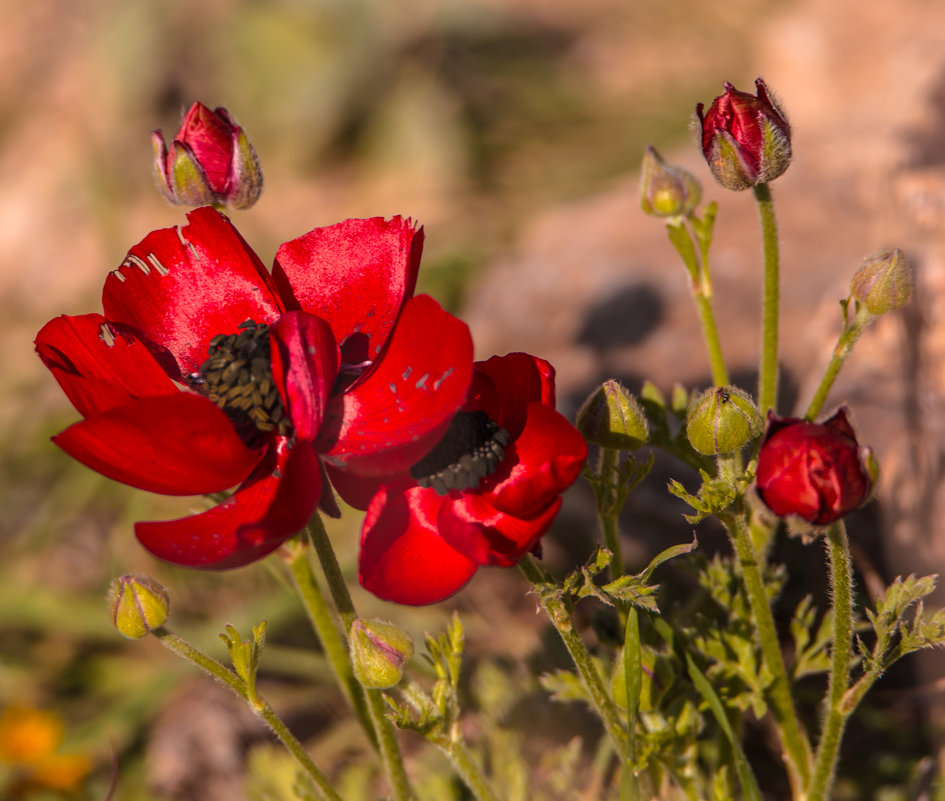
xmin=756 ymin=443 xmax=824 ymax=522
xmin=472 ymin=353 xmax=556 ymax=439
xmin=102 ymin=207 xmax=283 ymax=378
xmin=489 ymin=403 xmax=587 ymax=518
xmin=53 ymin=393 xmax=261 ymax=496
xmin=320 ymin=295 xmax=473 ymax=475
xmin=359 ymin=483 xmax=478 ymax=605
xmin=324 ymin=463 xmax=396 ymax=511
xmin=269 ymin=312 xmax=339 ymax=442
xmin=177 ymin=103 xmax=233 ymax=194
xmin=438 ymin=493 xmax=562 ymax=566
xmin=135 ymin=437 xmax=321 ymax=569
xmin=36 ymin=314 xmax=179 ymax=416
xmin=272 ymin=217 xmax=422 ymax=358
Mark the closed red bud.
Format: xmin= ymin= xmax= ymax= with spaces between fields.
xmin=755 ymin=408 xmax=873 ymax=526
xmin=695 ymin=78 xmax=791 ymax=191
xmin=152 ymin=102 xmax=262 ymax=210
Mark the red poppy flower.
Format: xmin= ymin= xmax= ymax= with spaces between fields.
xmin=352 ymin=353 xmax=587 ymax=605
xmin=755 ymin=408 xmax=873 ymax=526
xmin=36 ymin=207 xmax=472 ymax=568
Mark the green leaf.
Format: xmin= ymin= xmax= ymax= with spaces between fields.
xmin=539 ymin=669 xmax=589 ymax=703
xmin=685 ymin=654 xmax=763 ymax=801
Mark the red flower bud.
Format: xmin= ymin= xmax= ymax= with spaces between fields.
xmin=695 ymin=78 xmax=791 ymax=191
xmin=152 ymin=102 xmax=262 ymax=210
xmin=755 ymin=408 xmax=873 ymax=526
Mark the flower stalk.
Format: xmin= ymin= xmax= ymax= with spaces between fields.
xmin=518 ymin=556 xmax=628 ymax=756
xmin=152 ymin=627 xmax=343 ymax=801
xmin=754 ymin=182 xmax=780 ymax=414
xmin=804 ymin=304 xmax=873 ymax=420
xmin=280 ymin=537 xmax=376 ymax=747
xmin=288 ymin=522 xmax=414 ymax=801
xmin=665 ymin=215 xmax=729 ymax=387
xmin=722 ymin=510 xmax=812 ymax=796
xmin=807 ymin=522 xmax=854 ymax=801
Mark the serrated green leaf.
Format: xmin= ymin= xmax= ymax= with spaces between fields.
xmin=539 ymin=670 xmax=589 ymax=703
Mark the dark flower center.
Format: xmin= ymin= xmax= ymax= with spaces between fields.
xmin=409 ymin=410 xmax=510 ymax=495
xmin=199 ymin=319 xmax=291 ymax=447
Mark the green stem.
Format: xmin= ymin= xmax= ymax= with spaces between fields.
xmin=753 ymin=182 xmax=780 ymax=414
xmin=724 ymin=512 xmax=811 ymax=796
xmin=694 ymin=289 xmax=729 ymax=387
xmin=518 ymin=556 xmax=628 ymax=754
xmin=432 ymin=733 xmax=502 ymax=801
xmin=621 ymin=608 xmax=642 ymax=801
xmin=299 ymin=520 xmax=413 ymax=801
xmin=153 ymin=628 xmax=343 ymax=801
xmin=308 ymin=515 xmax=357 ymax=632
xmin=804 ymin=306 xmax=873 ymax=420
xmin=281 ymin=539 xmax=377 ymax=748
xmin=666 ymin=220 xmax=729 ymax=386
xmin=365 ymin=685 xmax=415 ymax=801
xmin=597 ymin=447 xmax=623 ymax=578
xmin=808 ymin=523 xmax=854 ymax=801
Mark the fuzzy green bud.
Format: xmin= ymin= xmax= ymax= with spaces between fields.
xmin=107 ymin=575 xmax=169 ymax=639
xmin=350 ymin=619 xmax=414 ymax=689
xmin=576 ymin=379 xmax=650 ymax=450
xmin=640 ymin=146 xmax=702 ymax=218
xmin=686 ymin=386 xmax=762 ymax=455
xmin=850 ymin=248 xmax=913 ymax=315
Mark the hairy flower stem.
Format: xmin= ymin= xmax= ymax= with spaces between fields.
xmin=666 ymin=220 xmax=729 ymax=386
xmin=153 ymin=627 xmax=343 ymax=801
xmin=291 ymin=521 xmax=414 ymax=801
xmin=804 ymin=306 xmax=873 ymax=420
xmin=754 ymin=182 xmax=780 ymax=414
xmin=723 ymin=511 xmax=812 ymax=797
xmin=308 ymin=515 xmax=357 ymax=632
xmin=432 ymin=732 xmax=502 ymax=801
xmin=281 ymin=539 xmax=377 ymax=749
xmin=808 ymin=523 xmax=854 ymax=801
xmin=519 ymin=556 xmax=628 ymax=756
xmin=597 ymin=447 xmax=624 ymax=578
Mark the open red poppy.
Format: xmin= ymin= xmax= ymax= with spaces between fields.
xmin=36 ymin=207 xmax=472 ymax=568
xmin=355 ymin=353 xmax=587 ymax=605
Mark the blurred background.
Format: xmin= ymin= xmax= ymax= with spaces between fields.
xmin=4 ymin=0 xmax=945 ymax=798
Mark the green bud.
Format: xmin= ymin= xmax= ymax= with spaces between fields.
xmin=576 ymin=380 xmax=650 ymax=450
xmin=107 ymin=575 xmax=169 ymax=639
xmin=640 ymin=146 xmax=702 ymax=218
xmin=350 ymin=619 xmax=414 ymax=689
xmin=850 ymin=248 xmax=912 ymax=315
xmin=686 ymin=386 xmax=762 ymax=455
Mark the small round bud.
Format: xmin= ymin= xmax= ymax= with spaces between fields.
xmin=576 ymin=380 xmax=650 ymax=450
xmin=107 ymin=575 xmax=169 ymax=639
xmin=686 ymin=386 xmax=763 ymax=455
xmin=640 ymin=146 xmax=702 ymax=218
xmin=850 ymin=248 xmax=913 ymax=315
xmin=350 ymin=619 xmax=414 ymax=689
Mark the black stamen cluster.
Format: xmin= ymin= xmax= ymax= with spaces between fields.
xmin=410 ymin=410 xmax=510 ymax=495
xmin=200 ymin=320 xmax=291 ymax=447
